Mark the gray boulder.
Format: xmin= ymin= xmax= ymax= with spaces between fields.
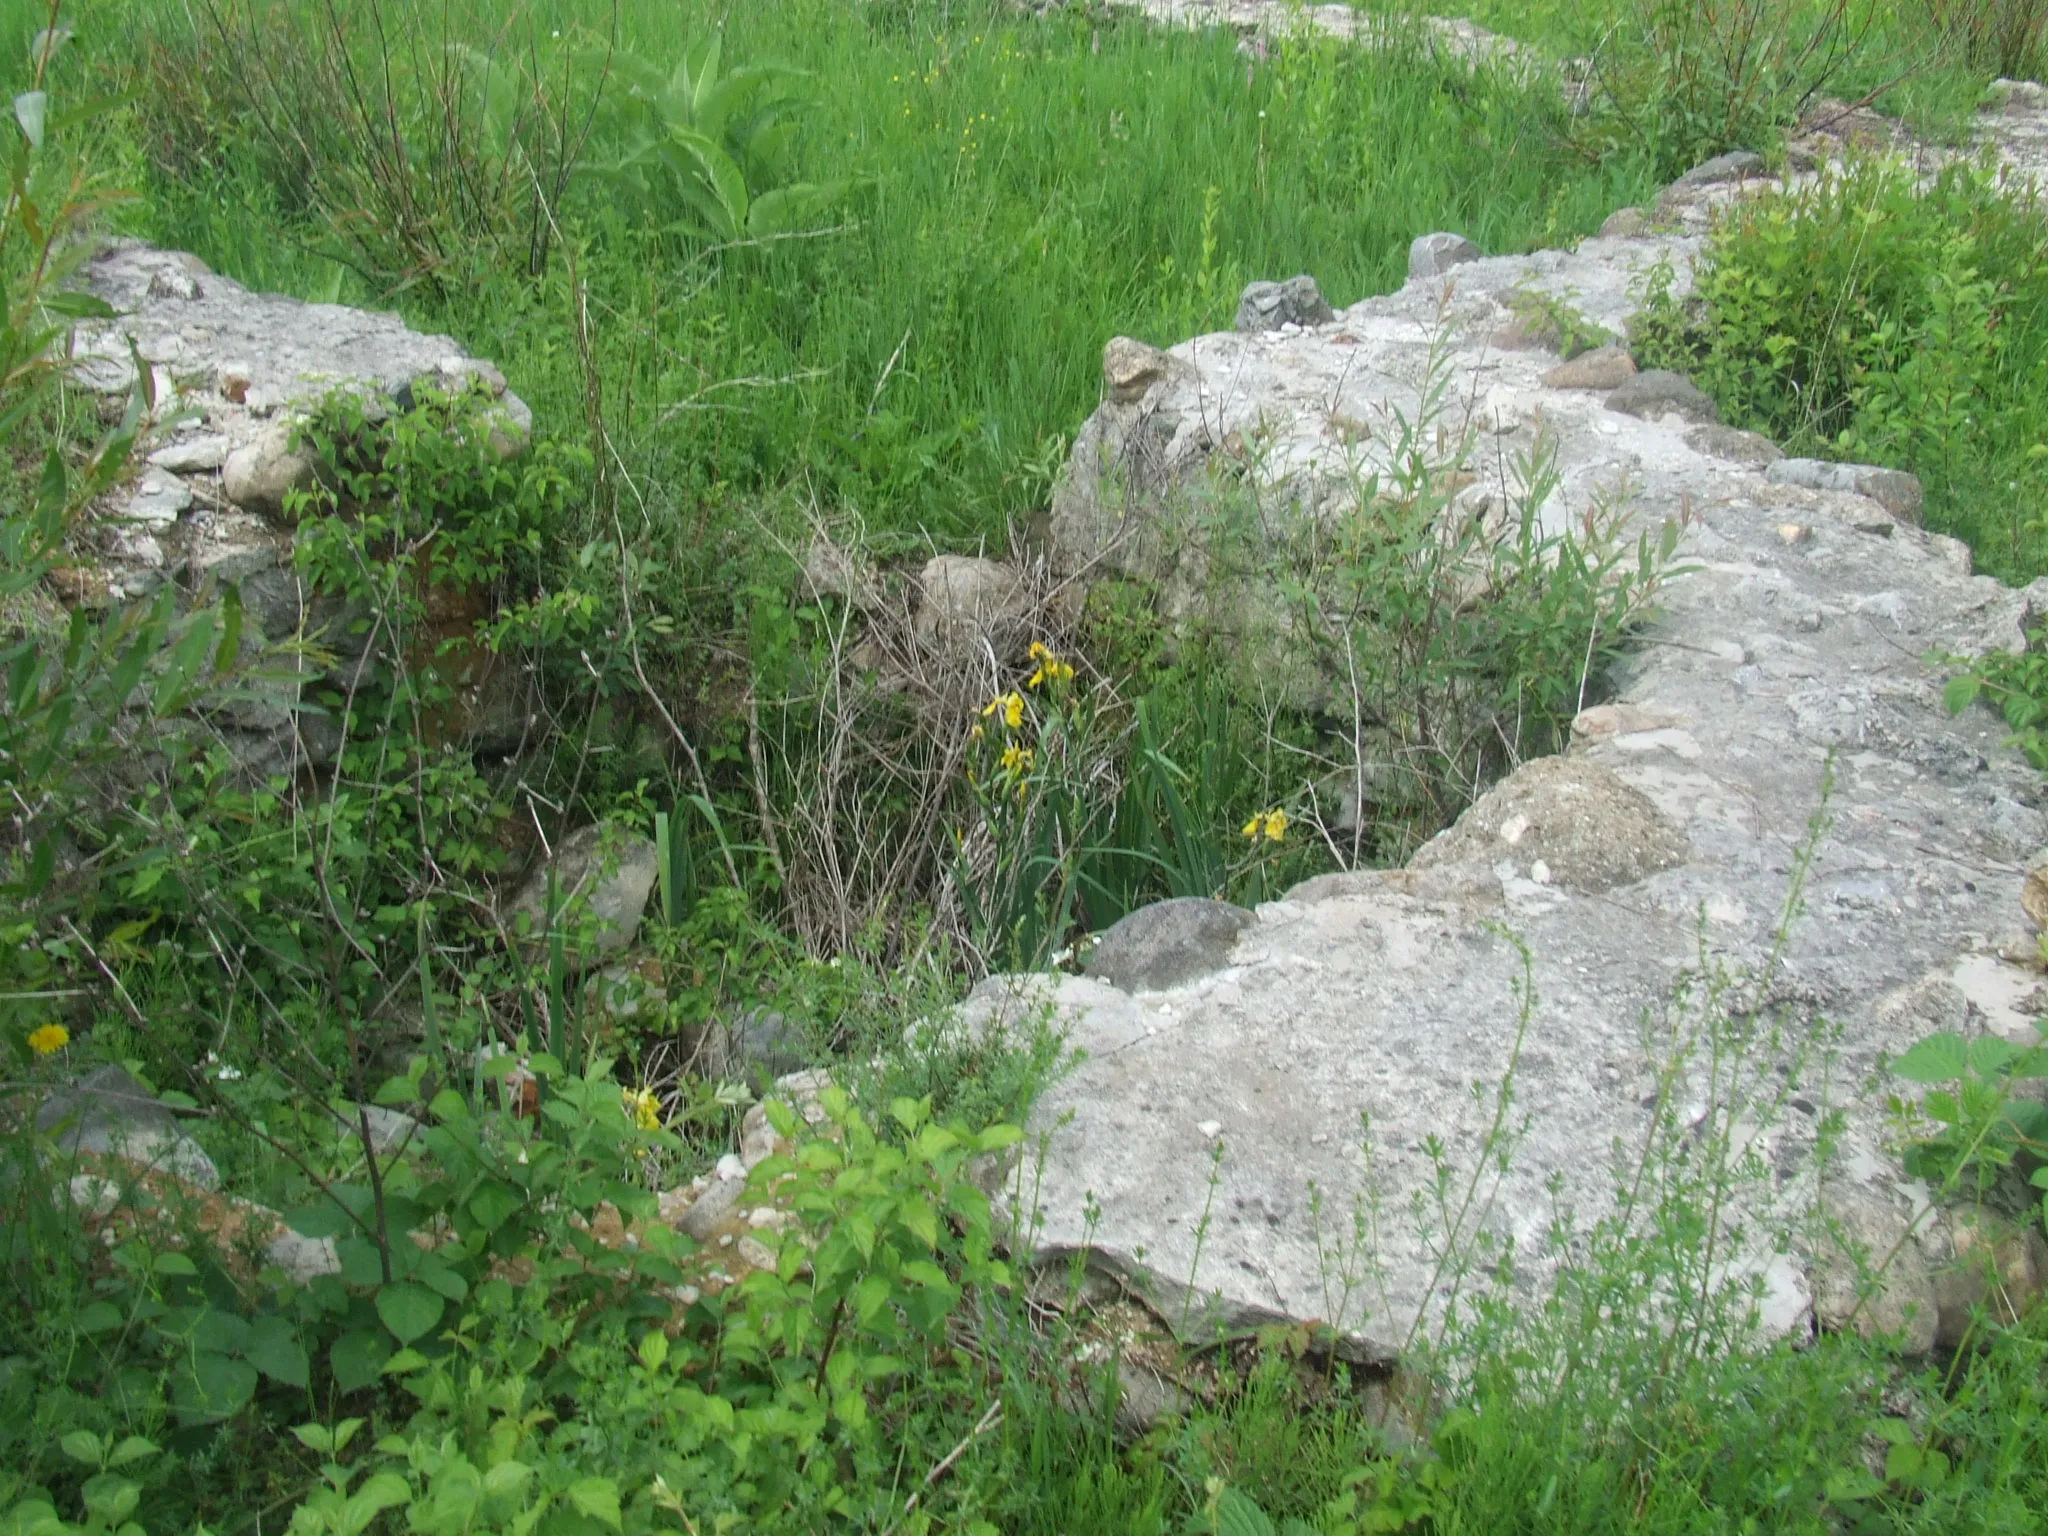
xmin=1408 ymin=232 xmax=1481 ymax=280
xmin=1235 ymin=276 xmax=1335 ymax=333
xmin=1084 ymin=897 xmax=1255 ymax=993
xmin=36 ymin=1065 xmax=219 ymax=1189
xmin=504 ymin=824 xmax=660 ymax=968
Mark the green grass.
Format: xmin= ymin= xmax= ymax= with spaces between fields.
xmin=39 ymin=0 xmax=1660 ymax=548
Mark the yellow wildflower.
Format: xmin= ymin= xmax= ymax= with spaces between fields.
xmin=981 ymin=691 xmax=1024 ymax=729
xmin=622 ymin=1086 xmax=662 ymax=1132
xmin=1026 ymin=642 xmax=1075 ymax=690
xmin=28 ymin=1023 xmax=69 ymax=1055
xmin=1241 ymin=809 xmax=1289 ymax=843
xmin=999 ymin=743 xmax=1035 ymax=776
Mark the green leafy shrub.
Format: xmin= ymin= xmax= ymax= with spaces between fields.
xmin=1888 ymin=1023 xmax=2048 ymax=1220
xmin=1572 ymin=0 xmax=1870 ymax=177
xmin=589 ymin=35 xmax=849 ymax=243
xmin=1635 ymin=156 xmax=2048 ymax=579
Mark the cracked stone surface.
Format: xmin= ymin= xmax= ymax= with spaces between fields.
xmin=986 ymin=86 xmax=2048 ymax=1358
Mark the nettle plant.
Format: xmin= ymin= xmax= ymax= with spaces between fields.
xmin=1888 ymin=1023 xmax=2048 ymax=1228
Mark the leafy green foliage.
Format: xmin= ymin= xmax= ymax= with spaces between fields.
xmin=1634 ymin=157 xmax=2048 ymax=580
xmin=1888 ymin=1022 xmax=2048 ymax=1221
xmin=590 ymin=35 xmax=849 ymax=242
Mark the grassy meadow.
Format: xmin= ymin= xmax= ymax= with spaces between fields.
xmin=7 ymin=0 xmax=2048 ymax=1533
xmin=55 ymin=0 xmax=1664 ymax=548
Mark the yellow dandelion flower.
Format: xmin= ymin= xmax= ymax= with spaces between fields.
xmin=622 ymin=1086 xmax=662 ymax=1132
xmin=28 ymin=1023 xmax=69 ymax=1056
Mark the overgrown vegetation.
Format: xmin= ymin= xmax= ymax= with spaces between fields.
xmin=1634 ymin=155 xmax=2048 ymax=581
xmin=7 ymin=0 xmax=2048 ymax=1530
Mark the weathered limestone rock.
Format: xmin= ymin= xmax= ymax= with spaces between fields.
xmin=1084 ymin=898 xmax=1256 ymax=993
xmin=503 ymin=824 xmax=660 ymax=968
xmin=1411 ymin=755 xmax=1689 ymax=894
xmin=1540 ymin=345 xmax=1636 ymax=391
xmin=37 ymin=1065 xmax=220 ymax=1190
xmin=914 ymin=555 xmax=1030 ymax=647
xmin=1408 ymin=231 xmax=1480 ymax=280
xmin=1015 ymin=84 xmax=2048 ymax=1362
xmin=1766 ymin=458 xmax=1924 ymax=526
xmin=1102 ymin=335 xmax=1180 ymax=404
xmin=57 ymin=241 xmax=535 ymax=768
xmin=1235 ymin=275 xmax=1335 ymax=333
xmin=1604 ymin=368 xmax=1719 ymax=424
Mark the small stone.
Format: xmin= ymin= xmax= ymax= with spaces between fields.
xmin=1408 ymin=232 xmax=1480 ymax=281
xmin=1605 ymin=370 xmax=1719 ymax=425
xmin=1796 ymin=611 xmax=1824 ymax=632
xmin=1685 ymin=423 xmax=1784 ymax=466
xmin=736 ymin=1235 xmax=777 ymax=1271
xmin=1103 ymin=336 xmax=1174 ymax=404
xmin=148 ymin=434 xmax=230 ymax=473
xmin=124 ymin=467 xmax=192 ymax=525
xmin=1085 ymin=898 xmax=1255 ymax=994
xmin=913 ymin=555 xmax=1029 ymax=647
xmin=218 ymin=363 xmax=254 ymax=404
xmin=716 ymin=1152 xmax=747 ymax=1182
xmin=1235 ymin=275 xmax=1336 ymax=333
xmin=222 ymin=419 xmax=315 ymax=521
xmin=1540 ymin=345 xmax=1636 ymax=391
xmin=1778 ymin=523 xmax=1812 ymax=545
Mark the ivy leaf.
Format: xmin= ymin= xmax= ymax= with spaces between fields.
xmin=375 ymin=1282 xmax=445 ymax=1345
